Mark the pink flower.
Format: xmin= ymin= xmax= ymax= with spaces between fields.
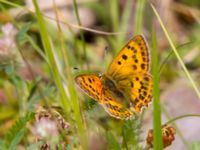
xmin=0 ymin=23 xmax=17 ymax=64
xmin=35 ymin=118 xmax=59 ymax=138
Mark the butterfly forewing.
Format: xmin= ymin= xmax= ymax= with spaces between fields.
xmin=75 ymin=75 xmax=103 ymax=103
xmin=75 ymin=74 xmax=134 ymax=119
xmin=106 ymin=35 xmax=150 ymax=79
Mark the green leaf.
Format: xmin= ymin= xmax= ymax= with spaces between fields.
xmin=4 ymin=113 xmax=34 ymax=149
xmin=0 ymin=139 xmax=6 ymax=150
xmin=27 ymin=84 xmax=55 ymax=111
xmin=26 ymin=141 xmax=43 ymax=150
xmin=16 ymin=23 xmax=32 ymax=44
xmin=121 ymin=119 xmax=142 ymax=149
xmin=5 ymin=65 xmax=14 ymax=75
xmin=106 ymin=131 xmax=120 ymax=150
xmin=8 ymin=128 xmax=25 ymax=150
xmin=26 ymin=79 xmax=40 ymax=101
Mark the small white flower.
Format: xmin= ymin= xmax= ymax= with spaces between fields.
xmin=35 ymin=118 xmax=58 ymax=138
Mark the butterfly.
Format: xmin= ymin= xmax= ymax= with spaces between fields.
xmin=75 ymin=35 xmax=153 ymax=119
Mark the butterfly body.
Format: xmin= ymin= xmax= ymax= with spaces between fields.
xmin=75 ymin=35 xmax=153 ymax=119
xmin=102 ymin=75 xmax=125 ymax=100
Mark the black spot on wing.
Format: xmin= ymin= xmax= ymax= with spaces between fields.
xmin=132 ymin=98 xmax=139 ymax=106
xmin=134 ymin=59 xmax=138 ymax=63
xmin=88 ymin=78 xmax=92 ymax=83
xmin=133 ymin=49 xmax=137 ymax=53
xmin=131 ymin=82 xmax=134 ymax=88
xmin=122 ymin=54 xmax=128 ymax=60
xmin=144 ymin=76 xmax=149 ymax=81
xmin=135 ymin=77 xmax=139 ymax=81
xmin=141 ymin=63 xmax=145 ymax=70
xmin=133 ymin=65 xmax=137 ymax=70
xmin=141 ymin=86 xmax=147 ymax=90
xmin=143 ymin=57 xmax=147 ymax=61
xmin=139 ymin=94 xmax=145 ymax=100
xmin=132 ymin=55 xmax=136 ymax=59
xmin=141 ymin=52 xmax=145 ymax=56
xmin=118 ymin=61 xmax=121 ymax=65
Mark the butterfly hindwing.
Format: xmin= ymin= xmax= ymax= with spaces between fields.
xmin=127 ymin=73 xmax=153 ymax=112
xmin=105 ymin=73 xmax=153 ymax=112
xmin=102 ymin=89 xmax=133 ymax=119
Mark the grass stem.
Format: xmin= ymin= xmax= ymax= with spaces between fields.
xmin=152 ymin=29 xmax=163 ymax=150
xmin=151 ymin=4 xmax=200 ymax=100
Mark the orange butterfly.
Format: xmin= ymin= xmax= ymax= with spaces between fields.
xmin=75 ymin=35 xmax=153 ymax=119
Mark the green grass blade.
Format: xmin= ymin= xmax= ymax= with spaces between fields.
xmin=16 ymin=23 xmax=48 ymax=63
xmin=152 ymin=29 xmax=163 ymax=149
xmin=72 ymin=0 xmax=87 ymax=69
xmin=109 ymin=0 xmax=119 ymax=32
xmin=0 ymin=0 xmax=22 ymax=8
xmin=53 ymin=2 xmax=88 ymax=149
xmin=134 ymin=0 xmax=146 ymax=34
xmin=32 ymin=0 xmax=70 ymax=112
xmin=111 ymin=0 xmax=132 ymax=53
xmin=33 ymin=1 xmax=87 ymax=149
xmin=151 ymin=4 xmax=200 ymax=100
xmin=118 ymin=0 xmax=132 ymax=44
xmin=107 ymin=131 xmax=121 ymax=150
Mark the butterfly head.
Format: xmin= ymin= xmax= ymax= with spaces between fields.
xmin=102 ymin=76 xmax=115 ymax=90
